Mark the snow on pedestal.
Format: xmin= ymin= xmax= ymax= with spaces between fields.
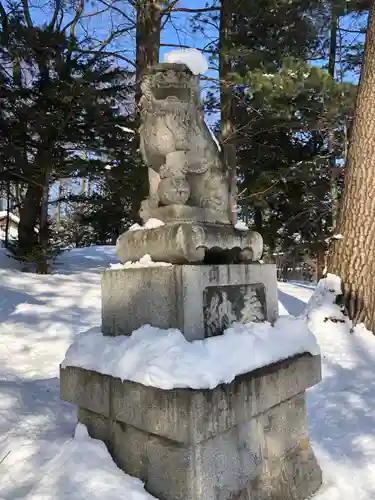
xmin=108 ymin=254 xmax=172 ymax=270
xmin=61 ymin=308 xmax=322 ymax=500
xmin=61 ymin=318 xmax=319 ymax=390
xmin=235 ymin=220 xmax=250 ymax=232
xmin=61 ymin=337 xmax=322 ymax=500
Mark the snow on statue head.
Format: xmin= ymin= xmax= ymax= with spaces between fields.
xmin=162 ymin=48 xmax=209 ymax=75
xmin=138 ymin=49 xmax=237 ymax=225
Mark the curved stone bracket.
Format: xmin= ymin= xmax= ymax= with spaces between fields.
xmin=116 ymin=223 xmax=263 ymax=265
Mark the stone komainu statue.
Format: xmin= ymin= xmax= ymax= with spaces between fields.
xmin=139 ymin=63 xmax=237 ymax=224
xmin=115 ymin=61 xmax=263 ymax=265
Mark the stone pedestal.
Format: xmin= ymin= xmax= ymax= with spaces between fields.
xmin=60 ymin=54 xmax=323 ymax=500
xmin=101 ymin=264 xmax=278 ymax=339
xmin=60 ymin=353 xmax=322 ymax=500
xmin=116 ymin=223 xmax=263 ymax=265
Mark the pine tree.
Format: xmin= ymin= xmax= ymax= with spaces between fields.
xmin=328 ymin=1 xmax=375 ymax=331
xmin=217 ymin=0 xmax=356 ymax=265
xmin=0 ymin=6 xmax=135 ymax=271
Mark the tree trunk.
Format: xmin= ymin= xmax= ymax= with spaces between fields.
xmin=316 ymin=245 xmax=326 ymax=282
xmin=328 ymin=2 xmax=375 ymax=330
xmin=56 ymin=180 xmax=63 ymax=230
xmin=133 ymin=0 xmax=161 ymax=221
xmin=219 ymin=0 xmax=235 ymax=144
xmin=4 ymin=180 xmax=11 ymax=249
xmin=15 ymin=183 xmax=21 ymax=214
xmin=328 ymin=2 xmax=339 ymax=229
xmin=254 ymin=207 xmax=262 ymax=233
xmin=82 ymin=177 xmax=87 ymax=196
xmin=219 ymin=0 xmax=238 ymax=223
xmin=37 ymin=171 xmax=50 ymax=274
xmin=18 ymin=182 xmax=42 ymax=255
xmin=135 ymin=0 xmax=161 ymax=106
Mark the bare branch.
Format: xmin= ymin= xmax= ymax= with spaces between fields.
xmin=163 ymin=6 xmax=219 ymax=14
xmin=57 ymin=8 xmax=64 ymax=30
xmin=62 ymin=0 xmax=85 ymax=34
xmin=160 ymin=0 xmax=178 ymax=29
xmin=0 ymin=1 xmax=7 ymax=30
xmin=21 ymin=0 xmax=33 ymax=27
xmin=81 ymin=6 xmax=111 ymax=18
xmin=75 ymin=48 xmax=136 ymax=67
xmin=48 ymin=0 xmax=62 ymax=31
xmin=97 ymin=0 xmax=135 ymax=26
xmin=238 ymin=180 xmax=282 ymax=202
xmin=338 ymin=27 xmax=364 ymax=34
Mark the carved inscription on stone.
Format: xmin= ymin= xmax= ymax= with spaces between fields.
xmin=203 ymin=284 xmax=266 ymax=338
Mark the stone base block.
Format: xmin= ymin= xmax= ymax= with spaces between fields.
xmin=101 ymin=264 xmax=278 ymax=339
xmin=60 ymin=353 xmax=322 ymax=500
xmin=116 ymin=222 xmax=263 ymax=265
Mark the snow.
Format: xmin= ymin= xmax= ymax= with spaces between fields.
xmin=62 ymin=318 xmax=319 ymax=390
xmin=23 ymin=422 xmax=155 ymax=500
xmin=117 ymin=125 xmax=135 ymax=134
xmin=1 ymin=245 xmax=375 ymax=498
xmin=278 ymin=277 xmax=375 ymax=499
xmin=0 ymin=212 xmax=21 ymax=242
xmin=0 ymin=212 xmax=38 ymax=239
xmin=129 ymin=218 xmax=165 ymax=232
xmin=0 ymin=211 xmax=20 ymax=224
xmin=163 ymin=48 xmax=208 ymax=75
xmin=129 ymin=222 xmax=143 ymax=231
xmin=109 ymin=254 xmax=172 ymax=269
xmin=278 ymin=280 xmax=315 ymax=317
xmin=234 ymin=220 xmax=249 ymax=231
xmin=208 ymin=125 xmax=221 ymax=151
xmin=144 ymin=218 xmax=165 ymax=229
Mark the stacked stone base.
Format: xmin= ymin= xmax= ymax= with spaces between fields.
xmin=60 ymin=353 xmax=322 ymax=500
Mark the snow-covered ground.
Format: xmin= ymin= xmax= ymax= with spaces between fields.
xmin=1 ymin=246 xmax=375 ymax=499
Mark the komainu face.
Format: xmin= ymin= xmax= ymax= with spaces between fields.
xmin=139 ymin=66 xmax=200 ymax=171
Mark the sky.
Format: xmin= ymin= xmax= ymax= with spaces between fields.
xmin=26 ymin=0 xmax=219 ymax=206
xmin=28 ymin=0 xmax=366 ymax=88
xmin=29 ymin=1 xmax=218 ymax=76
xmin=17 ymin=0 xmax=367 ymax=207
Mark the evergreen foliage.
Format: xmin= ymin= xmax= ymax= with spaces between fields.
xmin=0 ymin=4 xmax=136 ymax=271
xmin=0 ymin=0 xmax=370 ymax=276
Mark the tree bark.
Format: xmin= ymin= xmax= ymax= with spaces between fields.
xmin=219 ymin=0 xmax=239 ymax=224
xmin=18 ymin=182 xmax=42 ymax=255
xmin=219 ymin=0 xmax=235 ymax=144
xmin=56 ymin=180 xmax=63 ymax=230
xmin=135 ymin=0 xmax=161 ymax=106
xmin=328 ymin=2 xmax=375 ymax=330
xmin=133 ymin=0 xmax=161 ymax=221
xmin=254 ymin=206 xmax=262 ymax=233
xmin=4 ymin=180 xmax=11 ymax=249
xmin=37 ymin=171 xmax=50 ymax=274
xmin=316 ymin=245 xmax=326 ymax=282
xmin=328 ymin=2 xmax=339 ymax=228
xmin=82 ymin=177 xmax=87 ymax=196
